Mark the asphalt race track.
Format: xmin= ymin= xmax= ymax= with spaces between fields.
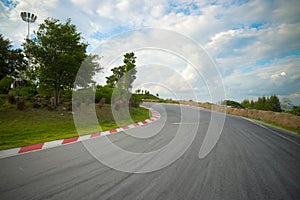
xmin=1 ymin=103 xmax=299 ymax=200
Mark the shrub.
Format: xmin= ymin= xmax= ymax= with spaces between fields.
xmin=95 ymin=86 xmax=113 ymax=104
xmin=98 ymin=98 xmax=105 ymax=109
xmin=0 ymin=76 xmax=14 ymax=94
xmin=130 ymin=94 xmax=141 ymax=107
xmin=8 ymin=94 xmax=15 ymax=104
xmin=32 ymin=101 xmax=41 ymax=108
xmin=19 ymin=86 xmax=37 ymax=100
xmin=0 ymin=94 xmax=7 ymax=105
xmin=47 ymin=104 xmax=54 ymax=111
xmin=17 ymin=98 xmax=25 ymax=110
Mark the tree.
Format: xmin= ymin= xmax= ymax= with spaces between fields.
xmin=23 ymin=18 xmax=88 ymax=107
xmin=106 ymin=52 xmax=137 ymax=109
xmin=135 ymin=89 xmax=141 ymax=94
xmin=287 ymin=106 xmax=300 ymax=116
xmin=106 ymin=65 xmax=126 ymax=88
xmin=75 ymin=54 xmax=103 ymax=89
xmin=241 ymin=99 xmax=250 ymax=108
xmin=251 ymin=95 xmax=282 ymax=112
xmin=106 ymin=52 xmax=137 ymax=94
xmin=221 ymin=100 xmax=244 ymax=108
xmin=269 ymin=95 xmax=282 ymax=112
xmin=0 ymin=34 xmax=27 ymax=81
xmin=255 ymin=97 xmax=264 ymax=110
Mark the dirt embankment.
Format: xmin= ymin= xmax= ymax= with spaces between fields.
xmin=180 ymin=101 xmax=300 ymax=129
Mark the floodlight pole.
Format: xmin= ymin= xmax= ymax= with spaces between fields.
xmin=20 ymin=12 xmax=37 ymax=38
xmin=20 ymin=12 xmax=37 ymax=74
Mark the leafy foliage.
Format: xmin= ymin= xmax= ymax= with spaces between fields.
xmin=105 ymin=52 xmax=138 ymax=107
xmin=76 ymin=54 xmax=103 ymax=89
xmin=285 ymin=106 xmax=300 ymax=116
xmin=0 ymin=34 xmax=27 ymax=81
xmin=241 ymin=95 xmax=282 ymax=112
xmin=0 ymin=76 xmax=14 ymax=94
xmin=23 ymin=18 xmax=88 ymax=107
xmin=95 ymin=85 xmax=114 ymax=104
xmin=221 ymin=100 xmax=244 ymax=108
xmin=106 ymin=52 xmax=137 ymax=92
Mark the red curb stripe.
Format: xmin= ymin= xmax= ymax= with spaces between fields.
xmin=109 ymin=129 xmax=117 ymax=134
xmin=90 ymin=132 xmax=101 ymax=138
xmin=1 ymin=107 xmax=160 ymax=157
xmin=62 ymin=137 xmax=79 ymax=144
xmin=19 ymin=143 xmax=44 ymax=153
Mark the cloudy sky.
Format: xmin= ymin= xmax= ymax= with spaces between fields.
xmin=1 ymin=0 xmax=300 ymax=105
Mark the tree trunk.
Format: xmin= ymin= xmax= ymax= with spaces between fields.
xmin=53 ymin=88 xmax=59 ymax=108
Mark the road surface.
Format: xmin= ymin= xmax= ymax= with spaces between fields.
xmin=1 ymin=103 xmax=300 ymax=200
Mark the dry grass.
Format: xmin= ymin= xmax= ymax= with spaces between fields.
xmin=179 ymin=101 xmax=300 ymax=130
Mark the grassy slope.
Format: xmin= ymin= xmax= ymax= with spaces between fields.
xmin=0 ymin=104 xmax=150 ymax=150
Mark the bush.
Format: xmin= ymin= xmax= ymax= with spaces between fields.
xmin=0 ymin=94 xmax=7 ymax=105
xmin=130 ymin=94 xmax=141 ymax=107
xmin=95 ymin=86 xmax=113 ymax=104
xmin=32 ymin=101 xmax=41 ymax=108
xmin=286 ymin=106 xmax=300 ymax=116
xmin=8 ymin=94 xmax=15 ymax=104
xmin=17 ymin=98 xmax=25 ymax=110
xmin=0 ymin=76 xmax=14 ymax=94
xmin=20 ymin=87 xmax=36 ymax=99
xmin=221 ymin=100 xmax=244 ymax=108
xmin=98 ymin=98 xmax=105 ymax=109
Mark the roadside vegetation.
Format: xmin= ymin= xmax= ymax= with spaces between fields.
xmin=0 ymin=104 xmax=149 ymax=150
xmin=1 ymin=17 xmax=299 ymax=150
xmin=0 ymin=19 xmax=152 ymax=150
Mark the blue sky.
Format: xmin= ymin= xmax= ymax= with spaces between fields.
xmin=1 ymin=0 xmax=300 ymax=105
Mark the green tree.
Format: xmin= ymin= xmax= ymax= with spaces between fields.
xmin=288 ymin=106 xmax=300 ymax=116
xmin=135 ymin=88 xmax=141 ymax=94
xmin=255 ymin=97 xmax=264 ymax=110
xmin=241 ymin=99 xmax=250 ymax=108
xmin=106 ymin=52 xmax=137 ymax=94
xmin=106 ymin=52 xmax=137 ymax=109
xmin=23 ymin=18 xmax=88 ymax=107
xmin=250 ymin=100 xmax=255 ymax=108
xmin=269 ymin=95 xmax=282 ymax=112
xmin=76 ymin=54 xmax=103 ymax=89
xmin=0 ymin=34 xmax=27 ymax=82
xmin=221 ymin=100 xmax=244 ymax=108
xmin=106 ymin=65 xmax=126 ymax=88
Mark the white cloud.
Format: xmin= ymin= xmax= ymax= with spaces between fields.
xmin=1 ymin=0 xmax=299 ymax=104
xmin=222 ymin=55 xmax=300 ymax=104
xmin=271 ymin=71 xmax=286 ymax=80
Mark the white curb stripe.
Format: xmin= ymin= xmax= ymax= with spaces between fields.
xmin=0 ymin=105 xmax=161 ymax=159
xmin=43 ymin=139 xmax=64 ymax=149
xmin=0 ymin=148 xmax=20 ymax=159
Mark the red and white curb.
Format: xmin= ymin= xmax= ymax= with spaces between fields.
xmin=0 ymin=106 xmax=160 ymax=159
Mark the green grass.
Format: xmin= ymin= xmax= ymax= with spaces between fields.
xmin=0 ymin=104 xmax=150 ymax=150
xmin=254 ymin=119 xmax=300 ymax=135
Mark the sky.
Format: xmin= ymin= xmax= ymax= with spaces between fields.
xmin=1 ymin=0 xmax=300 ymax=105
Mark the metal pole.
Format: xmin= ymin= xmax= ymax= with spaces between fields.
xmin=20 ymin=12 xmax=37 ymax=73
xmin=20 ymin=12 xmax=37 ymax=39
xmin=27 ymin=21 xmax=30 ymax=38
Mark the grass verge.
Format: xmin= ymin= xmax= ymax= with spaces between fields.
xmin=253 ymin=119 xmax=300 ymax=135
xmin=0 ymin=104 xmax=150 ymax=150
